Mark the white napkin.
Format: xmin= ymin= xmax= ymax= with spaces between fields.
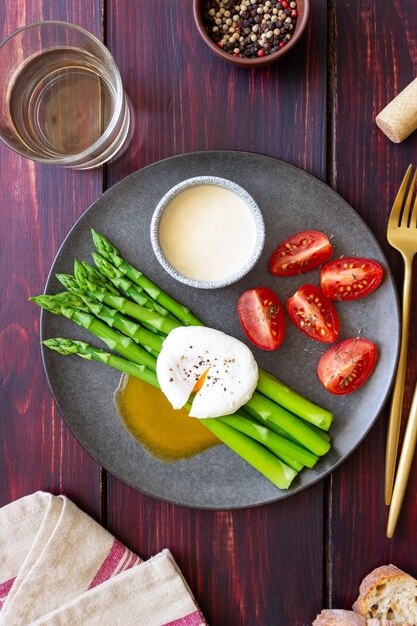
xmin=0 ymin=492 xmax=206 ymax=626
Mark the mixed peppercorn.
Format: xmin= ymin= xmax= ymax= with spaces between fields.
xmin=203 ymin=0 xmax=298 ymax=58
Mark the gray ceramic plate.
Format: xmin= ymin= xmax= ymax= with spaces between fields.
xmin=41 ymin=151 xmax=399 ymax=509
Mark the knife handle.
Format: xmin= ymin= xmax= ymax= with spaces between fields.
xmin=385 ymin=256 xmax=412 ymax=505
xmin=387 ymin=378 xmax=417 ymax=538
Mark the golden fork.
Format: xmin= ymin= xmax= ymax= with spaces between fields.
xmin=385 ymin=164 xmax=417 ymax=507
xmin=387 ymin=380 xmax=417 ymax=537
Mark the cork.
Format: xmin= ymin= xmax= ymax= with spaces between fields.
xmin=375 ymin=77 xmax=417 ymax=143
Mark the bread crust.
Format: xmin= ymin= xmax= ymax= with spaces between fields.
xmin=312 ymin=610 xmax=366 ymax=626
xmin=352 ymin=565 xmax=416 ymax=617
xmin=313 ymin=565 xmax=416 ymax=626
xmin=367 ymin=621 xmax=401 ymax=625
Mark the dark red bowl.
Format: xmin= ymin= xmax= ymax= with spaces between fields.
xmin=193 ymin=0 xmax=310 ymax=67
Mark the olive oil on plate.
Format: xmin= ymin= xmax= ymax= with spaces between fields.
xmin=114 ymin=375 xmax=219 ymax=462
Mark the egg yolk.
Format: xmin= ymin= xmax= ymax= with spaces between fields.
xmin=115 ymin=375 xmax=219 ymax=462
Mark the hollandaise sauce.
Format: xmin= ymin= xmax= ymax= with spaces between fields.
xmin=114 ymin=375 xmax=219 ymax=462
xmin=158 ymin=184 xmax=257 ymax=282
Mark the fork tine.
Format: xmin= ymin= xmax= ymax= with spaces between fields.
xmin=388 ymin=164 xmax=413 ymax=228
xmin=402 ymin=168 xmax=417 ymax=227
xmin=410 ymin=185 xmax=417 ymax=229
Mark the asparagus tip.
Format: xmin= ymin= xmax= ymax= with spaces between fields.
xmin=42 ymin=337 xmax=90 ymax=356
xmin=29 ymin=295 xmax=50 ymax=306
xmin=91 ymin=251 xmax=102 ymax=264
xmin=56 ymin=272 xmax=72 ymax=283
xmin=91 ymin=229 xmax=119 ymax=256
xmin=91 ymin=228 xmax=102 ymax=247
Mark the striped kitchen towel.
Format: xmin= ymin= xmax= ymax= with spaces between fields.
xmin=0 ymin=492 xmax=207 ymax=626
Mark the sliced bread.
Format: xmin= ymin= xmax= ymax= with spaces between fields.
xmin=313 ymin=610 xmax=366 ymax=625
xmin=312 ymin=611 xmax=403 ymax=626
xmin=352 ymin=565 xmax=417 ymax=624
xmin=367 ymin=621 xmax=402 ymax=625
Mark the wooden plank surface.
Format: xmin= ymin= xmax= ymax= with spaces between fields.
xmin=105 ymin=2 xmax=328 ymax=624
xmin=0 ymin=2 xmax=104 ymax=519
xmin=2 ymin=1 xmax=417 ymax=624
xmin=328 ymin=0 xmax=417 ymax=610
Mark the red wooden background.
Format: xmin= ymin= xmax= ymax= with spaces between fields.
xmin=1 ymin=2 xmax=417 ymax=624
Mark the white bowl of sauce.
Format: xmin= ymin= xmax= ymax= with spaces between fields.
xmin=150 ymin=176 xmax=265 ymax=289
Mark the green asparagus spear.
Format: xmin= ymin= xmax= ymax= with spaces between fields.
xmin=56 ymin=273 xmax=85 ymax=294
xmin=46 ymin=292 xmax=163 ymax=355
xmin=80 ymin=295 xmax=163 ymax=354
xmin=202 ymin=420 xmax=298 ymax=489
xmin=245 ymin=393 xmax=330 ymax=457
xmin=57 ymin=272 xmax=160 ymax=336
xmin=91 ymin=229 xmax=203 ymax=327
xmin=43 ymin=338 xmax=298 ymax=489
xmin=256 ymin=370 xmax=333 ymax=431
xmin=30 ymin=298 xmax=158 ymax=371
xmin=78 ymin=258 xmax=165 ymax=317
xmin=43 ymin=337 xmax=158 ymax=386
xmin=75 ymin=259 xmax=119 ymax=295
xmin=239 ymin=404 xmax=330 ymax=444
xmin=92 ymin=253 xmax=177 ymax=321
xmin=219 ymin=414 xmax=317 ymax=469
xmin=56 ymin=275 xmax=180 ymax=335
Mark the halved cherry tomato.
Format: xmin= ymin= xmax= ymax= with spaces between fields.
xmin=320 ymin=257 xmax=383 ymax=301
xmin=237 ymin=287 xmax=286 ymax=350
xmin=286 ymin=284 xmax=340 ymax=343
xmin=269 ymin=230 xmax=333 ymax=276
xmin=317 ymin=338 xmax=377 ymax=395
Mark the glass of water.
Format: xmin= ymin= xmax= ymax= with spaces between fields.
xmin=0 ymin=21 xmax=130 ymax=169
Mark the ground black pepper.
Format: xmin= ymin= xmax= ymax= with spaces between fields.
xmin=203 ymin=0 xmax=298 ymax=57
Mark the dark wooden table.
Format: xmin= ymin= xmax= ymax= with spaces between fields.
xmin=1 ymin=2 xmax=417 ymax=624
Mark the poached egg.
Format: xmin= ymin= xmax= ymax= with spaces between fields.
xmin=156 ymin=326 xmax=259 ymax=418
